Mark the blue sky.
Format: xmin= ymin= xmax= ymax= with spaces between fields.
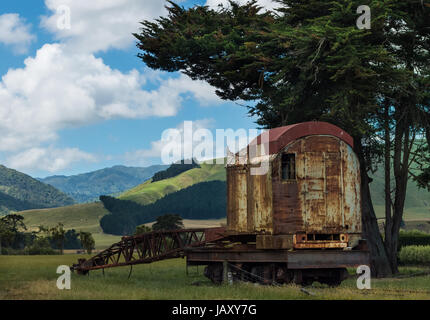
xmin=0 ymin=0 xmax=274 ymax=178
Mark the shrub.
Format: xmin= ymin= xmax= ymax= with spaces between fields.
xmin=398 ymin=230 xmax=430 ymax=249
xmin=398 ymin=245 xmax=430 ymax=265
xmin=134 ymin=225 xmax=152 ymax=235
xmin=27 ymin=237 xmax=57 ymax=255
xmin=1 ymin=247 xmax=26 ymax=255
xmin=27 ymin=246 xmax=57 ymax=255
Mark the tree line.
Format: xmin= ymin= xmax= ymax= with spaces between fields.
xmin=134 ymin=214 xmax=185 ymax=235
xmin=151 ymin=159 xmax=200 ymax=182
xmin=0 ymin=214 xmax=95 ymax=255
xmin=99 ymin=181 xmax=226 ymax=235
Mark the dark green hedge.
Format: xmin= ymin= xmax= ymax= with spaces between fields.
xmin=399 ymin=230 xmax=430 ymax=248
xmin=398 ymin=246 xmax=430 ymax=265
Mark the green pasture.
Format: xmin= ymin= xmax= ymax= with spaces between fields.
xmin=1 ymin=255 xmax=429 ymax=300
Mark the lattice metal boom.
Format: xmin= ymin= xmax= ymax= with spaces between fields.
xmin=71 ymin=228 xmax=225 ymax=274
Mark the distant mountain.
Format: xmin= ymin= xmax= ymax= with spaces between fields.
xmin=39 ymin=165 xmax=168 ymax=203
xmin=0 ymin=165 xmax=74 ymax=215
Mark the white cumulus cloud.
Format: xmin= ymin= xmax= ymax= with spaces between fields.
xmin=41 ymin=0 xmax=184 ymax=53
xmin=6 ymin=147 xmax=97 ymax=173
xmin=0 ymin=43 xmax=222 ymax=153
xmin=0 ymin=13 xmax=35 ymax=54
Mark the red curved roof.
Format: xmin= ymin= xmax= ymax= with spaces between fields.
xmin=251 ymin=121 xmax=354 ymax=155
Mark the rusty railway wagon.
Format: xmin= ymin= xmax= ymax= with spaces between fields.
xmin=72 ymin=121 xmax=369 ymax=286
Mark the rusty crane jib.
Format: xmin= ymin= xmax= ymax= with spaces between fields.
xmin=71 ymin=228 xmax=226 ymax=274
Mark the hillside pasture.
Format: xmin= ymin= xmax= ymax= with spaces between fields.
xmin=20 ymin=202 xmax=120 ymax=249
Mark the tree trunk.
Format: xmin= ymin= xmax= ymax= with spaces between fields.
xmin=388 ymin=116 xmax=410 ymax=274
xmin=383 ymin=103 xmax=394 ymax=272
xmin=355 ymin=138 xmax=392 ymax=277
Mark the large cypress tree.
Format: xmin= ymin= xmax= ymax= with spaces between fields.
xmin=134 ymin=0 xmax=430 ymax=275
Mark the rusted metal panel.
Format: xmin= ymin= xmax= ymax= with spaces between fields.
xmin=325 ymin=152 xmax=342 ymax=228
xmin=287 ymin=250 xmax=369 ymax=269
xmin=301 ymin=151 xmax=326 ymax=231
xmin=295 ymin=136 xmax=361 ymax=238
xmin=227 ymin=166 xmax=248 ymax=233
xmin=186 ymin=248 xmax=290 ymax=263
xmin=186 ymin=247 xmax=369 ymax=269
xmin=340 ymin=142 xmax=362 ymax=234
xmin=256 ymin=235 xmax=294 ymax=249
xmin=227 ymin=163 xmax=273 ymax=234
xmin=247 ymin=166 xmax=273 ymax=233
xmin=272 ymin=179 xmax=303 ymax=234
xmin=272 ymin=141 xmax=303 ymax=234
xmin=204 ymin=227 xmax=227 ymax=242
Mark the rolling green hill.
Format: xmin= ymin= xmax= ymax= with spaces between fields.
xmin=119 ymin=162 xmax=226 ymax=205
xmin=0 ymin=165 xmax=74 ymax=215
xmin=20 ymin=202 xmax=120 ymax=249
xmin=39 ymin=165 xmax=168 ymax=203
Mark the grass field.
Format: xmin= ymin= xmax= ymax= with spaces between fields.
xmin=1 ymin=255 xmax=430 ymax=300
xmin=374 ymin=205 xmax=430 ymax=221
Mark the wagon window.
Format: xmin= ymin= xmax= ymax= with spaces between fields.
xmin=281 ymin=153 xmax=296 ymax=180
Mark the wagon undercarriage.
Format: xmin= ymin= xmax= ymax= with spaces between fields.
xmin=71 ymin=227 xmax=369 ymax=286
